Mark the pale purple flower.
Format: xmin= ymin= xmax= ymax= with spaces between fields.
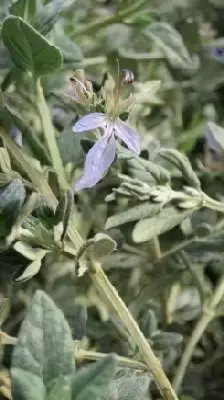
xmin=210 ymin=47 xmax=224 ymax=63
xmin=73 ymin=112 xmax=140 ymax=190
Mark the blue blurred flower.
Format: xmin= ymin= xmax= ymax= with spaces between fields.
xmin=210 ymin=47 xmax=224 ymax=63
xmin=10 ymin=127 xmax=23 ymax=148
xmin=73 ymin=112 xmax=140 ymax=190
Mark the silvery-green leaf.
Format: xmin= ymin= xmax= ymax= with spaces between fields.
xmin=34 ymin=0 xmax=74 ymax=35
xmin=0 ymin=148 xmax=11 ymax=172
xmin=58 ymin=126 xmax=84 ymax=164
xmin=76 ymin=233 xmax=117 ymax=264
xmin=91 ymin=233 xmax=117 ymax=259
xmin=47 ymin=376 xmax=71 ymax=400
xmin=52 ymin=28 xmax=83 ymax=64
xmin=144 ymin=22 xmax=196 ymax=71
xmin=2 ymin=16 xmax=63 ymax=77
xmin=105 ymin=203 xmax=161 ymax=229
xmin=102 ymin=370 xmax=150 ymax=400
xmin=139 ymin=309 xmax=158 ymax=339
xmin=14 ymin=246 xmax=49 ymax=282
xmin=0 ymin=178 xmax=26 ymax=219
xmin=159 ymin=149 xmax=201 ymax=189
xmin=132 ymin=205 xmax=193 ymax=243
xmin=72 ymin=354 xmax=116 ymax=400
xmin=11 ymin=291 xmax=74 ymax=399
xmin=151 ymin=331 xmax=183 ymax=350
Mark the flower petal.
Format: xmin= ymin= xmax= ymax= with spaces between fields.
xmin=115 ymin=119 xmax=140 ymax=155
xmin=75 ymin=134 xmax=116 ymax=190
xmin=72 ymin=112 xmax=107 ymax=133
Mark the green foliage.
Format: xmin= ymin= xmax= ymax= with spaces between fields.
xmin=10 ymin=0 xmax=36 ymax=23
xmin=11 ymin=290 xmax=75 ymax=400
xmin=1 ymin=1 xmax=224 ymax=400
xmin=72 ymin=355 xmax=116 ymax=400
xmin=10 ymin=290 xmax=115 ymax=400
xmin=33 ymin=0 xmax=74 ymax=36
xmin=2 ymin=16 xmax=63 ymax=77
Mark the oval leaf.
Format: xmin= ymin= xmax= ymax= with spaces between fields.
xmin=2 ymin=16 xmax=63 ymax=77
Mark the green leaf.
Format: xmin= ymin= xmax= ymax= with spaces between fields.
xmin=34 ymin=0 xmax=74 ymax=35
xmin=10 ymin=0 xmax=36 ymax=23
xmin=76 ymin=233 xmax=117 ymax=272
xmin=102 ymin=371 xmax=150 ymax=400
xmin=105 ymin=203 xmax=161 ymax=229
xmin=152 ymin=331 xmax=183 ymax=350
xmin=0 ymin=147 xmax=11 ymax=172
xmin=132 ymin=205 xmax=193 ymax=243
xmin=52 ymin=27 xmax=83 ymax=64
xmin=139 ymin=309 xmax=158 ymax=338
xmin=0 ymin=178 xmax=26 ymax=219
xmin=13 ymin=242 xmax=49 ymax=282
xmin=159 ymin=149 xmax=201 ymax=190
xmin=2 ymin=16 xmax=63 ymax=77
xmin=47 ymin=376 xmax=71 ymax=400
xmin=11 ymin=369 xmax=45 ymax=400
xmin=90 ymin=233 xmax=117 ymax=259
xmin=58 ymin=127 xmax=84 ymax=164
xmin=144 ymin=22 xmax=196 ymax=71
xmin=11 ymin=290 xmax=75 ymax=400
xmin=54 ymin=190 xmax=74 ymax=241
xmin=72 ymin=355 xmax=116 ymax=400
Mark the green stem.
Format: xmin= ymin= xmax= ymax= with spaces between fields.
xmin=74 ymin=0 xmax=148 ymax=37
xmin=157 ymin=238 xmax=194 ymax=262
xmin=179 ymin=251 xmax=206 ymax=302
xmin=172 ymin=276 xmax=224 ymax=393
xmin=90 ymin=260 xmax=179 ymax=400
xmin=75 ymin=345 xmax=147 ymax=371
xmin=35 ymin=79 xmax=67 ymax=189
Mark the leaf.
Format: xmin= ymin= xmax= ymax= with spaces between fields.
xmin=54 ymin=190 xmax=74 ymax=241
xmin=144 ymin=22 xmax=196 ymax=71
xmin=159 ymin=149 xmax=201 ymax=190
xmin=0 ymin=148 xmax=11 ymax=172
xmin=52 ymin=28 xmax=83 ymax=64
xmin=72 ymin=354 xmax=116 ymax=400
xmin=132 ymin=205 xmax=193 ymax=243
xmin=11 ymin=369 xmax=45 ymax=400
xmin=105 ymin=203 xmax=161 ymax=229
xmin=0 ymin=178 xmax=26 ymax=219
xmin=34 ymin=0 xmax=74 ymax=35
xmin=11 ymin=290 xmax=75 ymax=400
xmin=90 ymin=233 xmax=117 ymax=259
xmin=101 ymin=370 xmax=150 ymax=400
xmin=58 ymin=127 xmax=84 ymax=164
xmin=76 ymin=233 xmax=117 ymax=266
xmin=152 ymin=331 xmax=183 ymax=350
xmin=47 ymin=375 xmax=71 ymax=400
xmin=14 ymin=248 xmax=49 ymax=282
xmin=2 ymin=16 xmax=63 ymax=77
xmin=10 ymin=0 xmax=36 ymax=23
xmin=139 ymin=309 xmax=158 ymax=338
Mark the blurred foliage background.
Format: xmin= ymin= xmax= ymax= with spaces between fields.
xmin=1 ymin=1 xmax=224 ymax=399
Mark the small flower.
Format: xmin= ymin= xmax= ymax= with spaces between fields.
xmin=73 ymin=112 xmax=140 ymax=190
xmin=10 ymin=127 xmax=23 ymax=148
xmin=210 ymin=47 xmax=224 ymax=63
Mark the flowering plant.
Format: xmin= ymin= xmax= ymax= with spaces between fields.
xmin=1 ymin=2 xmax=224 ymax=400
